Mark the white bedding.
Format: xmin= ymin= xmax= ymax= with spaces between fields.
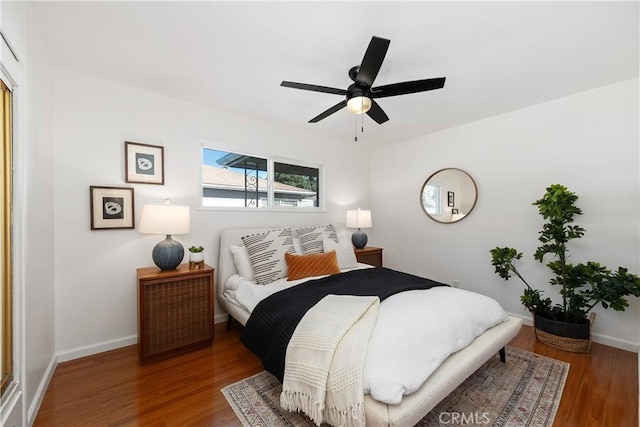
xmin=225 ymin=271 xmax=508 ymax=405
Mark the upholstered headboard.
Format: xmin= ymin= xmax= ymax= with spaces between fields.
xmin=218 ymin=227 xmax=268 ymax=301
xmin=217 ymin=226 xmax=353 ymax=308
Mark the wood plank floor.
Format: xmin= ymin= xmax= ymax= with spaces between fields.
xmin=34 ymin=323 xmax=638 ymax=427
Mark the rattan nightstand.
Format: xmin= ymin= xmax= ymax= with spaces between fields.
xmin=354 ymin=246 xmax=383 ymax=267
xmin=137 ymin=263 xmax=214 ymax=363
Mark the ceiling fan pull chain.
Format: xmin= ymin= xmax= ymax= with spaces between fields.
xmin=354 ymin=114 xmax=358 ymax=142
xmin=361 ymin=98 xmax=365 ymax=134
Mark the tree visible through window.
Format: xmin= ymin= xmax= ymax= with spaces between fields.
xmin=274 ymin=162 xmax=318 ymax=207
xmin=202 ymin=148 xmax=321 ymax=209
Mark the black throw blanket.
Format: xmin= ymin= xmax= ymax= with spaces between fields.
xmin=240 ymin=267 xmax=447 ymax=381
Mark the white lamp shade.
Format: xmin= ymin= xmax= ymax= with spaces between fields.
xmin=346 ymin=209 xmax=372 ymax=229
xmin=139 ymin=203 xmax=190 ymax=235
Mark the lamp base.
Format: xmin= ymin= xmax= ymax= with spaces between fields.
xmin=152 ymin=235 xmax=184 ymax=270
xmin=351 ymin=229 xmax=368 ymax=249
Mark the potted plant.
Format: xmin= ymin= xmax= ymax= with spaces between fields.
xmin=188 ymin=245 xmax=204 ymax=263
xmin=490 ymin=184 xmax=640 ymax=352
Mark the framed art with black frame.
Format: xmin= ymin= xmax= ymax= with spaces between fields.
xmin=90 ymin=186 xmax=135 ymax=230
xmin=447 ymin=191 xmax=455 ymax=207
xmin=125 ymin=141 xmax=164 ymax=185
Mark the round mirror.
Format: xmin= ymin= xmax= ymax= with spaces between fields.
xmin=420 ymin=168 xmax=477 ymax=223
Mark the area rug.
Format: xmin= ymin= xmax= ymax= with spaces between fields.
xmin=221 ymin=346 xmax=569 ymax=427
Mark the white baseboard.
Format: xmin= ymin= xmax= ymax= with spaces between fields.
xmin=506 ymin=312 xmax=533 ymax=327
xmin=54 ymin=319 xmax=231 ymax=364
xmin=590 ymin=331 xmax=638 ymax=353
xmin=56 ymin=335 xmax=138 ymax=363
xmin=506 ymin=311 xmax=639 ymax=353
xmin=0 ymin=382 xmax=22 ymax=427
xmin=27 ymin=354 xmax=57 ymax=426
xmin=53 ymin=312 xmax=639 ymax=364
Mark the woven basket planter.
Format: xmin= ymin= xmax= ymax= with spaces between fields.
xmin=533 ymin=312 xmax=595 ymax=353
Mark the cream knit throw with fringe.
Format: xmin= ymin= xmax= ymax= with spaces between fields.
xmin=280 ymin=294 xmax=379 ymax=427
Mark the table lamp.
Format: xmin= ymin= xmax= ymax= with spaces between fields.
xmin=346 ymin=208 xmax=372 ymax=249
xmin=139 ymin=200 xmax=190 ymax=270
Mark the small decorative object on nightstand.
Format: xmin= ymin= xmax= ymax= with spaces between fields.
xmin=137 ymin=263 xmax=214 ymax=363
xmin=189 ymin=260 xmax=204 ymax=270
xmin=188 ymin=245 xmax=204 ymax=270
xmin=354 ymin=246 xmax=383 ymax=267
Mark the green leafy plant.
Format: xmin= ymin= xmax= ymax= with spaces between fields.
xmin=189 ymin=246 xmax=204 ymax=253
xmin=490 ymin=184 xmax=640 ymax=324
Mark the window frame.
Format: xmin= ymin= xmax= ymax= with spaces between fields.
xmin=200 ymin=144 xmax=326 ymax=212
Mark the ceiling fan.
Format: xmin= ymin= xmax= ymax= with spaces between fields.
xmin=281 ymin=36 xmax=446 ymax=125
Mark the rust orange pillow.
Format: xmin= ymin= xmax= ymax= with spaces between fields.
xmin=285 ymin=250 xmax=341 ymax=281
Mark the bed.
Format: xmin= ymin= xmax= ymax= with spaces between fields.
xmin=217 ymin=226 xmax=523 ymax=427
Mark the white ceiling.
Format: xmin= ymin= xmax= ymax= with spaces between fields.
xmin=32 ymin=1 xmax=639 ymax=147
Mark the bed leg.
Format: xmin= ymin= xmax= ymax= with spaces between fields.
xmin=499 ymin=347 xmax=506 ymax=363
xmin=226 ymin=314 xmax=233 ymax=331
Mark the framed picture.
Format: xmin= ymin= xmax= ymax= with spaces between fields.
xmin=452 ymin=208 xmax=459 ymax=214
xmin=125 ymin=141 xmax=164 ymax=185
xmin=447 ymin=191 xmax=455 ymax=207
xmin=90 ymin=186 xmax=135 ymax=230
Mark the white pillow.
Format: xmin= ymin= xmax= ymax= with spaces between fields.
xmin=293 ymin=237 xmax=304 ymax=255
xmin=242 ymin=227 xmax=296 ymax=285
xmin=323 ymin=236 xmax=358 ymax=270
xmin=230 ymin=245 xmax=255 ymax=280
xmin=295 ymin=225 xmax=339 ymax=254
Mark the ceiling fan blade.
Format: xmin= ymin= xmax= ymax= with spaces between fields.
xmin=356 ymin=36 xmax=390 ymax=87
xmin=366 ymin=100 xmax=389 ymax=124
xmin=281 ymin=81 xmax=347 ymax=96
xmin=309 ymin=100 xmax=347 ymax=123
xmin=372 ymin=77 xmax=446 ymax=99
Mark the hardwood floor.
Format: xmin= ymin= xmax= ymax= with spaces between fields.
xmin=34 ymin=323 xmax=638 ymax=427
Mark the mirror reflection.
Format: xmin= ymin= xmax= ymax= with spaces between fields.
xmin=420 ymin=168 xmax=477 ymax=223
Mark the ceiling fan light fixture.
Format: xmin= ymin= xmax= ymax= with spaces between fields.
xmin=346 ymin=96 xmax=372 ymax=115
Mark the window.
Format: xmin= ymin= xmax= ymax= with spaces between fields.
xmin=422 ymin=184 xmax=441 ymax=215
xmin=274 ymin=162 xmax=319 ymax=208
xmin=202 ymin=147 xmax=321 ymax=209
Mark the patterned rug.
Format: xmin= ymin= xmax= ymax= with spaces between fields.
xmin=221 ymin=346 xmax=569 ymax=427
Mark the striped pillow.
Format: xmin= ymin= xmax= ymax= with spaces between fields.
xmin=323 ymin=236 xmax=358 ymax=270
xmin=285 ymin=250 xmax=341 ymax=281
xmin=295 ymin=225 xmax=339 ymax=254
xmin=242 ymin=227 xmax=296 ymax=285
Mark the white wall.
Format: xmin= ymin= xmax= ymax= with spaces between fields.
xmin=22 ymin=10 xmax=56 ymax=425
xmin=52 ymin=68 xmax=372 ymax=360
xmin=1 ymin=2 xmax=56 ymax=426
xmin=372 ymin=78 xmax=640 ymax=350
